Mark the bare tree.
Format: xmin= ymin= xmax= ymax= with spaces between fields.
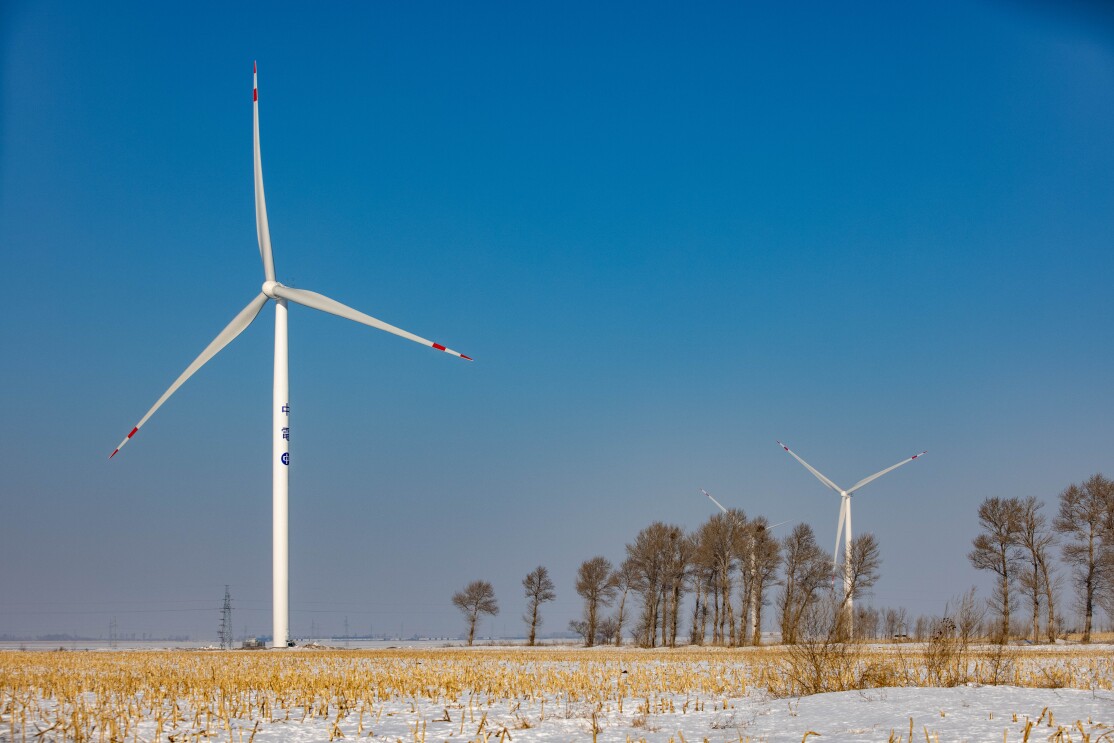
xmin=688 ymin=549 xmax=712 ymax=646
xmin=840 ymin=533 xmax=881 ymax=639
xmin=664 ymin=531 xmax=695 ymax=647
xmin=778 ymin=523 xmax=830 ymax=644
xmin=694 ymin=511 xmax=745 ymax=645
xmin=1016 ymin=497 xmax=1056 ymax=644
xmin=969 ymin=497 xmax=1022 ymax=643
xmin=693 ymin=520 xmax=721 ymax=644
xmin=613 ymin=558 xmax=637 ymax=646
xmin=522 ymin=566 xmax=556 ymax=646
xmin=596 ymin=616 xmax=620 ymax=645
xmin=625 ymin=522 xmax=677 ymax=647
xmin=855 ymin=605 xmax=880 ymax=640
xmin=745 ymin=519 xmax=781 ymax=645
xmin=567 ymin=619 xmax=589 ymax=644
xmin=913 ymin=614 xmax=930 ymax=642
xmin=954 ymin=586 xmax=985 ymax=646
xmin=782 ymin=593 xmax=867 ymax=695
xmin=452 ymin=580 xmax=499 ymax=646
xmin=1054 ymin=474 xmax=1114 ymax=643
xmin=883 ymin=606 xmax=909 ymax=640
xmin=575 ymin=556 xmax=619 ymax=647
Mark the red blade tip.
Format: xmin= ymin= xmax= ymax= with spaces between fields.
xmin=109 ymin=449 xmax=119 ymax=459
xmin=461 ymin=354 xmax=473 ymax=361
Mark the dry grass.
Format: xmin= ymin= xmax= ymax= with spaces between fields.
xmin=0 ymin=645 xmax=1111 ymax=741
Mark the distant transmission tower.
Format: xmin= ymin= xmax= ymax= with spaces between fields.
xmin=218 ymin=586 xmax=233 ymax=649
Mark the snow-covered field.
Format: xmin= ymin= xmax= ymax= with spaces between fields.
xmin=2 ymin=645 xmax=1112 ymax=742
xmin=99 ymin=684 xmax=1109 ymax=742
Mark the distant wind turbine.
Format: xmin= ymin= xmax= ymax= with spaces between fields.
xmin=775 ymin=441 xmax=925 ymax=635
xmin=111 ymin=64 xmax=472 ymax=648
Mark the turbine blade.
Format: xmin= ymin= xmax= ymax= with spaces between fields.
xmin=270 ymin=284 xmax=472 ymax=360
xmin=701 ymin=489 xmax=729 ymax=514
xmin=254 ymin=62 xmax=276 ymax=282
xmin=110 ymin=293 xmax=269 ymax=458
xmin=846 ymin=450 xmax=927 ymax=494
xmin=776 ymin=440 xmax=843 ymax=493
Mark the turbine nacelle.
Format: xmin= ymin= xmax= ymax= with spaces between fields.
xmin=262 ymin=280 xmax=283 ymax=299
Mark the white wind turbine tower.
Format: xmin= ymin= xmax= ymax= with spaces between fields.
xmin=111 ymin=64 xmax=472 ymax=648
xmin=774 ymin=441 xmax=925 ymax=637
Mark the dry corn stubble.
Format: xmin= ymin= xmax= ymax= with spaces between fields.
xmin=0 ymin=645 xmax=1111 ymax=741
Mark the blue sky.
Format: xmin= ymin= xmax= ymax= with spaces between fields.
xmin=2 ymin=1 xmax=1113 ymax=641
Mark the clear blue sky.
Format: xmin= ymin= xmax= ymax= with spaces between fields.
xmin=2 ymin=1 xmax=1112 ymax=641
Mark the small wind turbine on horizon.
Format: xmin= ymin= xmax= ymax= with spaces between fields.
xmin=111 ymin=64 xmax=472 ymax=648
xmin=775 ymin=440 xmax=925 ymax=636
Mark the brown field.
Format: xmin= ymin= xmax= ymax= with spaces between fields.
xmin=2 ymin=644 xmax=1112 ymax=741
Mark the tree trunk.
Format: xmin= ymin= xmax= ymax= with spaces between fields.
xmin=700 ymin=586 xmax=709 ymax=643
xmin=780 ymin=572 xmax=796 ymax=645
xmin=747 ymin=550 xmax=758 ymax=646
xmin=724 ymin=577 xmax=735 ymax=646
xmin=1083 ymin=531 xmax=1095 ymax=643
xmin=751 ymin=579 xmax=763 ymax=646
xmin=721 ymin=574 xmax=730 ymax=646
xmin=614 ymin=590 xmax=627 ymax=647
xmin=671 ymin=582 xmax=681 ymax=647
xmin=1000 ymin=569 xmax=1010 ymax=644
xmin=467 ymin=613 xmax=477 ymax=646
xmin=528 ymin=601 xmax=539 ymax=646
xmin=1040 ymin=560 xmax=1056 ymax=643
xmin=658 ymin=589 xmax=666 ymax=648
xmin=1031 ymin=595 xmax=1039 ymax=645
xmin=713 ymin=582 xmax=722 ymax=644
xmin=586 ymin=597 xmax=598 ymax=647
xmin=1083 ymin=565 xmax=1093 ymax=643
xmin=690 ymin=584 xmax=703 ymax=645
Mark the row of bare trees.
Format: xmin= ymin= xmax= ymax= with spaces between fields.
xmin=453 ymin=512 xmax=881 ymax=647
xmin=969 ymin=473 xmax=1114 ymax=643
xmin=558 ymin=513 xmax=882 ymax=648
xmin=452 ymin=472 xmax=1111 ymax=647
xmin=450 ymin=567 xmax=561 ymax=647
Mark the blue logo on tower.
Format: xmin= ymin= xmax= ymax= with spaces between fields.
xmin=281 ymin=452 xmax=290 ymax=466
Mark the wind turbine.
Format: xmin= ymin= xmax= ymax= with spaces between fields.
xmin=775 ymin=441 xmax=924 ymax=635
xmin=110 ymin=64 xmax=472 ymax=648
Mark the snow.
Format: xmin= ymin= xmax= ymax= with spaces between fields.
xmin=242 ymin=685 xmax=1112 ymax=742
xmin=3 ymin=647 xmax=1113 ymax=742
xmin=15 ymin=684 xmax=1107 ymax=743
xmin=233 ymin=685 xmax=1113 ymax=742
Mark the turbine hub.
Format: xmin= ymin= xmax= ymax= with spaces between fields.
xmin=262 ymin=280 xmax=283 ymax=299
